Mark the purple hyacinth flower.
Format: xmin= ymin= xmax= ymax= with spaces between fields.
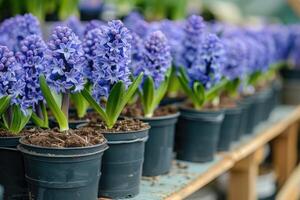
xmin=84 ymin=20 xmax=105 ymax=35
xmin=222 ymin=36 xmax=248 ymax=80
xmin=91 ymin=20 xmax=132 ymax=100
xmin=0 ymin=46 xmax=23 ymax=99
xmin=187 ymin=33 xmax=225 ymax=89
xmin=43 ymin=26 xmax=86 ymax=94
xmin=124 ymin=12 xmax=150 ymax=38
xmin=174 ymin=15 xmax=205 ymax=70
xmin=12 ymin=35 xmax=47 ymax=113
xmin=0 ymin=14 xmax=41 ymax=52
xmin=63 ymin=16 xmax=84 ymax=39
xmin=132 ymin=31 xmax=172 ymax=88
xmin=129 ymin=32 xmax=144 ymax=72
xmin=155 ymin=20 xmax=184 ymax=59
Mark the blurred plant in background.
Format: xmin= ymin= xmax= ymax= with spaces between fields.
xmin=0 ymin=0 xmax=299 ymax=24
xmin=0 ymin=0 xmax=79 ymax=22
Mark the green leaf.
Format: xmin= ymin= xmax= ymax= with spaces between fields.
xmin=71 ymin=92 xmax=89 ymax=118
xmin=2 ymin=105 xmax=32 ymax=134
xmin=121 ymin=73 xmax=143 ymax=109
xmin=192 ymin=82 xmax=205 ymax=106
xmin=0 ymin=96 xmax=11 ymax=115
xmin=81 ymin=74 xmax=143 ymax=128
xmin=81 ymin=88 xmax=109 ymax=123
xmin=31 ymin=103 xmax=49 ymax=128
xmin=153 ymin=74 xmax=170 ymax=109
xmin=106 ymin=82 xmax=126 ymax=127
xmin=39 ymin=75 xmax=68 ymax=131
xmin=177 ymin=68 xmax=200 ymax=107
xmin=141 ymin=76 xmax=155 ymax=117
xmin=206 ymin=79 xmax=228 ymax=102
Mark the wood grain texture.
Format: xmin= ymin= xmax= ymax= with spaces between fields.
xmin=276 ymin=162 xmax=300 ymax=200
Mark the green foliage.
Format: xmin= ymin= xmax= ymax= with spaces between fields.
xmin=58 ymin=0 xmax=79 ymax=20
xmin=71 ymin=88 xmax=90 ymax=118
xmin=82 ymin=73 xmax=143 ymax=129
xmin=2 ymin=105 xmax=32 ymax=134
xmin=167 ymin=66 xmax=182 ymax=97
xmin=0 ymin=96 xmax=11 ymax=116
xmin=224 ymin=78 xmax=240 ymax=98
xmin=178 ymin=67 xmax=228 ymax=110
xmin=139 ymin=71 xmax=170 ymax=117
xmin=31 ymin=103 xmax=49 ymax=128
xmin=39 ymin=75 xmax=69 ymax=131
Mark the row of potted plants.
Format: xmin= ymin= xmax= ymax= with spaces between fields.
xmin=0 ymin=13 xmax=298 ymax=200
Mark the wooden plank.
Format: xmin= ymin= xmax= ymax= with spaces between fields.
xmin=165 ymin=155 xmax=233 ymax=200
xmin=230 ymin=107 xmax=300 ymax=163
xmin=272 ymin=123 xmax=299 ymax=188
xmin=131 ymin=106 xmax=300 ymax=200
xmin=276 ymin=162 xmax=300 ymax=200
xmin=228 ymin=149 xmax=262 ymax=200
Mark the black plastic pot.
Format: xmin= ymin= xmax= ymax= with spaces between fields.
xmin=235 ymin=103 xmax=248 ymax=140
xmin=0 ymin=185 xmax=3 ymax=200
xmin=99 ymin=128 xmax=149 ymax=199
xmin=139 ymin=113 xmax=179 ymax=176
xmin=253 ymin=92 xmax=266 ymax=126
xmin=280 ymin=68 xmax=300 ymax=105
xmin=259 ymin=88 xmax=273 ymax=122
xmin=18 ymin=138 xmax=108 ymax=200
xmin=270 ymin=81 xmax=280 ymax=111
xmin=217 ymin=107 xmax=242 ymax=151
xmin=160 ymin=96 xmax=187 ymax=106
xmin=238 ymin=96 xmax=256 ymax=135
xmin=0 ymin=137 xmax=28 ymax=200
xmin=176 ymin=107 xmax=224 ymax=162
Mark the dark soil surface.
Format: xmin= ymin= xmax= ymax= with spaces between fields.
xmin=122 ymin=105 xmax=178 ymax=118
xmin=219 ymin=96 xmax=238 ymax=109
xmin=0 ymin=127 xmax=36 ymax=137
xmin=21 ymin=127 xmax=106 ymax=148
xmin=87 ymin=118 xmax=150 ymax=133
xmin=182 ymin=101 xmax=221 ymax=111
xmin=182 ymin=96 xmax=239 ymax=110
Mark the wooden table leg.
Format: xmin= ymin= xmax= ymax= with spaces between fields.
xmin=228 ymin=148 xmax=263 ymax=200
xmin=272 ymin=123 xmax=299 ymax=188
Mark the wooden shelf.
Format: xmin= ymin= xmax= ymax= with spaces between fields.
xmin=132 ymin=106 xmax=300 ymax=200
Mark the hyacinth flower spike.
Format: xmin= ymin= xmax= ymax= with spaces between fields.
xmin=13 ymin=35 xmax=49 ymax=128
xmin=81 ymin=20 xmax=143 ymax=129
xmin=221 ymin=35 xmax=248 ymax=97
xmin=175 ymin=15 xmax=228 ymax=109
xmin=39 ymin=26 xmax=86 ymax=131
xmin=132 ymin=31 xmax=172 ymax=117
xmin=0 ymin=13 xmax=41 ymax=52
xmin=0 ymin=47 xmax=12 ymax=115
xmin=0 ymin=46 xmax=33 ymax=134
xmin=69 ymin=28 xmax=104 ymax=119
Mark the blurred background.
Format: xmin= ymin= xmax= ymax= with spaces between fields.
xmin=0 ymin=0 xmax=299 ymax=24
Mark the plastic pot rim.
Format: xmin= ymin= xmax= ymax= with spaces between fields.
xmin=101 ymin=126 xmax=150 ymax=135
xmin=132 ymin=112 xmax=180 ymax=122
xmin=18 ymin=137 xmax=108 ymax=152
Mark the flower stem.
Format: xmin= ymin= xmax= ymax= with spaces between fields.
xmin=61 ymin=92 xmax=69 ymax=120
xmin=35 ymin=102 xmax=43 ymax=119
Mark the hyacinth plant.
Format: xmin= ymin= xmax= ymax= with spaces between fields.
xmin=0 ymin=45 xmax=33 ymax=134
xmin=39 ymin=26 xmax=86 ymax=131
xmin=176 ymin=15 xmax=227 ymax=109
xmin=62 ymin=16 xmax=89 ymax=118
xmin=131 ymin=31 xmax=172 ymax=117
xmin=221 ymin=34 xmax=248 ymax=97
xmin=81 ymin=20 xmax=143 ymax=129
xmin=13 ymin=35 xmax=49 ymax=128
